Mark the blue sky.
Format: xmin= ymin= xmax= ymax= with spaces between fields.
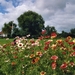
xmin=0 ymin=0 xmax=75 ymax=32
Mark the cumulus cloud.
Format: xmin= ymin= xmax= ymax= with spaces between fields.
xmin=0 ymin=0 xmax=75 ymax=32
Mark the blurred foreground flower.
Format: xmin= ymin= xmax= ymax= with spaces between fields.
xmin=41 ymin=30 xmax=46 ymax=35
xmin=11 ymin=62 xmax=16 ymax=66
xmin=40 ymin=71 xmax=46 ymax=75
xmin=31 ymin=57 xmax=40 ymax=64
xmin=51 ymin=32 xmax=57 ymax=38
xmin=60 ymin=63 xmax=67 ymax=69
xmin=51 ymin=62 xmax=56 ymax=70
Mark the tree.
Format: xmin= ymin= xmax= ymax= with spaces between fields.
xmin=70 ymin=28 xmax=75 ymax=37
xmin=61 ymin=31 xmax=69 ymax=37
xmin=2 ymin=21 xmax=17 ymax=37
xmin=45 ymin=25 xmax=57 ymax=35
xmin=17 ymin=10 xmax=45 ymax=38
xmin=70 ymin=28 xmax=75 ymax=35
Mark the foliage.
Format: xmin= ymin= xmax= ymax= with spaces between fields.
xmin=70 ymin=28 xmax=75 ymax=37
xmin=17 ymin=10 xmax=45 ymax=38
xmin=2 ymin=21 xmax=17 ymax=38
xmin=60 ymin=31 xmax=69 ymax=37
xmin=0 ymin=33 xmax=75 ymax=75
xmin=45 ymin=25 xmax=57 ymax=35
xmin=70 ymin=28 xmax=75 ymax=34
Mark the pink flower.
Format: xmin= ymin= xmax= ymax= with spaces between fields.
xmin=60 ymin=63 xmax=67 ymax=69
xmin=51 ymin=32 xmax=57 ymax=38
xmin=41 ymin=30 xmax=46 ymax=35
xmin=51 ymin=55 xmax=58 ymax=62
xmin=51 ymin=62 xmax=56 ymax=70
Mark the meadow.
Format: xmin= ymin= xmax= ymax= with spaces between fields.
xmin=0 ymin=34 xmax=75 ymax=75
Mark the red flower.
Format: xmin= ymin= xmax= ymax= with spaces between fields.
xmin=51 ymin=55 xmax=58 ymax=62
xmin=68 ymin=42 xmax=74 ymax=45
xmin=51 ymin=32 xmax=57 ymax=38
xmin=65 ymin=36 xmax=72 ymax=42
xmin=60 ymin=63 xmax=67 ymax=69
xmin=41 ymin=30 xmax=46 ymax=35
xmin=38 ymin=36 xmax=44 ymax=40
xmin=70 ymin=52 xmax=75 ymax=56
xmin=45 ymin=41 xmax=51 ymax=45
xmin=44 ymin=45 xmax=49 ymax=50
xmin=69 ymin=62 xmax=75 ymax=67
xmin=51 ymin=62 xmax=56 ymax=70
xmin=73 ymin=46 xmax=75 ymax=50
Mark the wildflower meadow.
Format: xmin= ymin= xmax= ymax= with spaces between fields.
xmin=0 ymin=32 xmax=75 ymax=75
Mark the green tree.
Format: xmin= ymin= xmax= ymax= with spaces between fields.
xmin=70 ymin=28 xmax=75 ymax=35
xmin=2 ymin=21 xmax=17 ymax=37
xmin=45 ymin=25 xmax=57 ymax=35
xmin=17 ymin=10 xmax=45 ymax=38
xmin=61 ymin=31 xmax=68 ymax=37
xmin=69 ymin=28 xmax=75 ymax=37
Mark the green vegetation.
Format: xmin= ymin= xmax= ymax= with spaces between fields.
xmin=2 ymin=10 xmax=45 ymax=38
xmin=0 ymin=38 xmax=13 ymax=45
xmin=0 ymin=34 xmax=75 ymax=75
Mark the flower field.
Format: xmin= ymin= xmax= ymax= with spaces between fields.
xmin=0 ymin=34 xmax=75 ymax=75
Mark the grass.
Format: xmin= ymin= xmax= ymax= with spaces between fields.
xmin=0 ymin=38 xmax=13 ymax=45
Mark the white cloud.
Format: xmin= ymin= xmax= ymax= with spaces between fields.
xmin=0 ymin=0 xmax=75 ymax=32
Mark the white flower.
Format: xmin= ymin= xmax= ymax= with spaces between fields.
xmin=16 ymin=39 xmax=21 ymax=44
xmin=26 ymin=34 xmax=30 ymax=37
xmin=17 ymin=43 xmax=23 ymax=48
xmin=0 ymin=45 xmax=3 ymax=49
xmin=73 ymin=39 xmax=75 ymax=43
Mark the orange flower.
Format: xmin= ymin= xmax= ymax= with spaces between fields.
xmin=30 ymin=39 xmax=35 ymax=43
xmin=51 ymin=62 xmax=56 ymax=70
xmin=36 ymin=51 xmax=43 ymax=57
xmin=51 ymin=44 xmax=57 ymax=50
xmin=65 ymin=36 xmax=72 ymax=42
xmin=31 ymin=57 xmax=40 ymax=64
xmin=11 ymin=62 xmax=16 ymax=66
xmin=29 ymin=54 xmax=35 ymax=58
xmin=40 ymin=71 xmax=46 ymax=75
xmin=56 ymin=39 xmax=63 ymax=46
xmin=13 ymin=56 xmax=18 ymax=59
xmin=35 ymin=57 xmax=40 ymax=62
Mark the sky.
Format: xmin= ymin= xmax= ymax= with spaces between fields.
xmin=0 ymin=0 xmax=75 ymax=32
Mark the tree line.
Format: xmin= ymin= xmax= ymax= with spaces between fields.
xmin=2 ymin=10 xmax=75 ymax=38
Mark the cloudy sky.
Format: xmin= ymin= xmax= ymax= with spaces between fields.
xmin=0 ymin=0 xmax=75 ymax=32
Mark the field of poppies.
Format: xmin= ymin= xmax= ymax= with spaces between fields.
xmin=0 ymin=33 xmax=75 ymax=75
